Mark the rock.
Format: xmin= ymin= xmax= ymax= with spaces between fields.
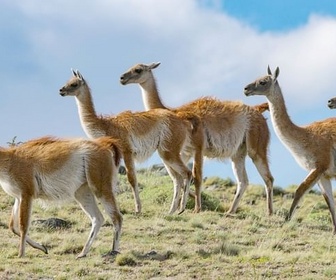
xmin=32 ymin=218 xmax=71 ymax=229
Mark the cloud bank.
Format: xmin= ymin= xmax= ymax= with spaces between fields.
xmin=1 ymin=0 xmax=336 ymax=186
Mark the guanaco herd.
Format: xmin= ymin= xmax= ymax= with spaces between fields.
xmin=2 ymin=64 xmax=336 ymax=258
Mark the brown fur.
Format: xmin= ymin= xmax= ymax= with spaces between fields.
xmin=120 ymin=63 xmax=274 ymax=215
xmin=60 ymin=70 xmax=192 ymax=214
xmin=253 ymin=102 xmax=269 ymax=113
xmin=1 ymin=136 xmax=122 ymax=257
xmin=244 ymin=66 xmax=336 ymax=233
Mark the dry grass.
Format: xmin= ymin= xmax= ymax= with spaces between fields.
xmin=0 ymin=170 xmax=336 ymax=280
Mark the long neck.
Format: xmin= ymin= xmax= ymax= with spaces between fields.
xmin=75 ymin=84 xmax=105 ymax=137
xmin=140 ymin=75 xmax=167 ymax=110
xmin=267 ymin=82 xmax=303 ymax=140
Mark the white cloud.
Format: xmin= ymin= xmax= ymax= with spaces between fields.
xmin=1 ymin=0 xmax=336 ymax=186
xmin=263 ymin=15 xmax=336 ymax=105
xmin=9 ymin=1 xmax=336 ymax=108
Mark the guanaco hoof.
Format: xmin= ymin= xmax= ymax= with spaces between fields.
xmin=102 ymin=250 xmax=120 ymax=257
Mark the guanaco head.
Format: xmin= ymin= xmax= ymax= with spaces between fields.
xmin=328 ymin=97 xmax=336 ymax=109
xmin=120 ymin=62 xmax=160 ymax=86
xmin=59 ymin=69 xmax=86 ymax=97
xmin=244 ymin=66 xmax=280 ymax=97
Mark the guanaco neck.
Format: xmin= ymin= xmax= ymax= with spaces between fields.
xmin=75 ymin=84 xmax=105 ymax=138
xmin=267 ymin=82 xmax=306 ymax=142
xmin=140 ymin=74 xmax=167 ymax=110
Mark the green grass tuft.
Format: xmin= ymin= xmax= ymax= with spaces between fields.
xmin=115 ymin=253 xmax=137 ymax=266
xmin=186 ymin=191 xmax=225 ymax=212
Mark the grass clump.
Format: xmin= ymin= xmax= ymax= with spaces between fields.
xmin=213 ymin=242 xmax=240 ymax=256
xmin=186 ymin=191 xmax=225 ymax=212
xmin=197 ymin=242 xmax=240 ymax=258
xmin=115 ymin=253 xmax=137 ymax=266
xmin=203 ymin=176 xmax=235 ymax=188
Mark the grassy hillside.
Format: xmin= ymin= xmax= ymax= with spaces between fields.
xmin=0 ymin=169 xmax=335 ymax=279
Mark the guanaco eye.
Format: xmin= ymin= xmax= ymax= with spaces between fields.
xmin=70 ymin=83 xmax=77 ymax=88
xmin=135 ymin=68 xmax=142 ymax=74
xmin=259 ymin=80 xmax=267 ymax=86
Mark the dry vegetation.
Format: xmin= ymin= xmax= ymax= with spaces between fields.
xmin=1 ymin=167 xmax=336 ymax=280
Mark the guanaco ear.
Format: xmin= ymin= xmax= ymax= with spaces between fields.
xmin=274 ymin=67 xmax=280 ymax=80
xmin=267 ymin=65 xmax=272 ymax=75
xmin=75 ymin=70 xmax=84 ymax=81
xmin=71 ymin=68 xmax=77 ymax=77
xmin=149 ymin=62 xmax=161 ymax=69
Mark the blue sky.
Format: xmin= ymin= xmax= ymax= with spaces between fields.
xmin=222 ymin=0 xmax=336 ymax=31
xmin=1 ymin=0 xmax=336 ymax=189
